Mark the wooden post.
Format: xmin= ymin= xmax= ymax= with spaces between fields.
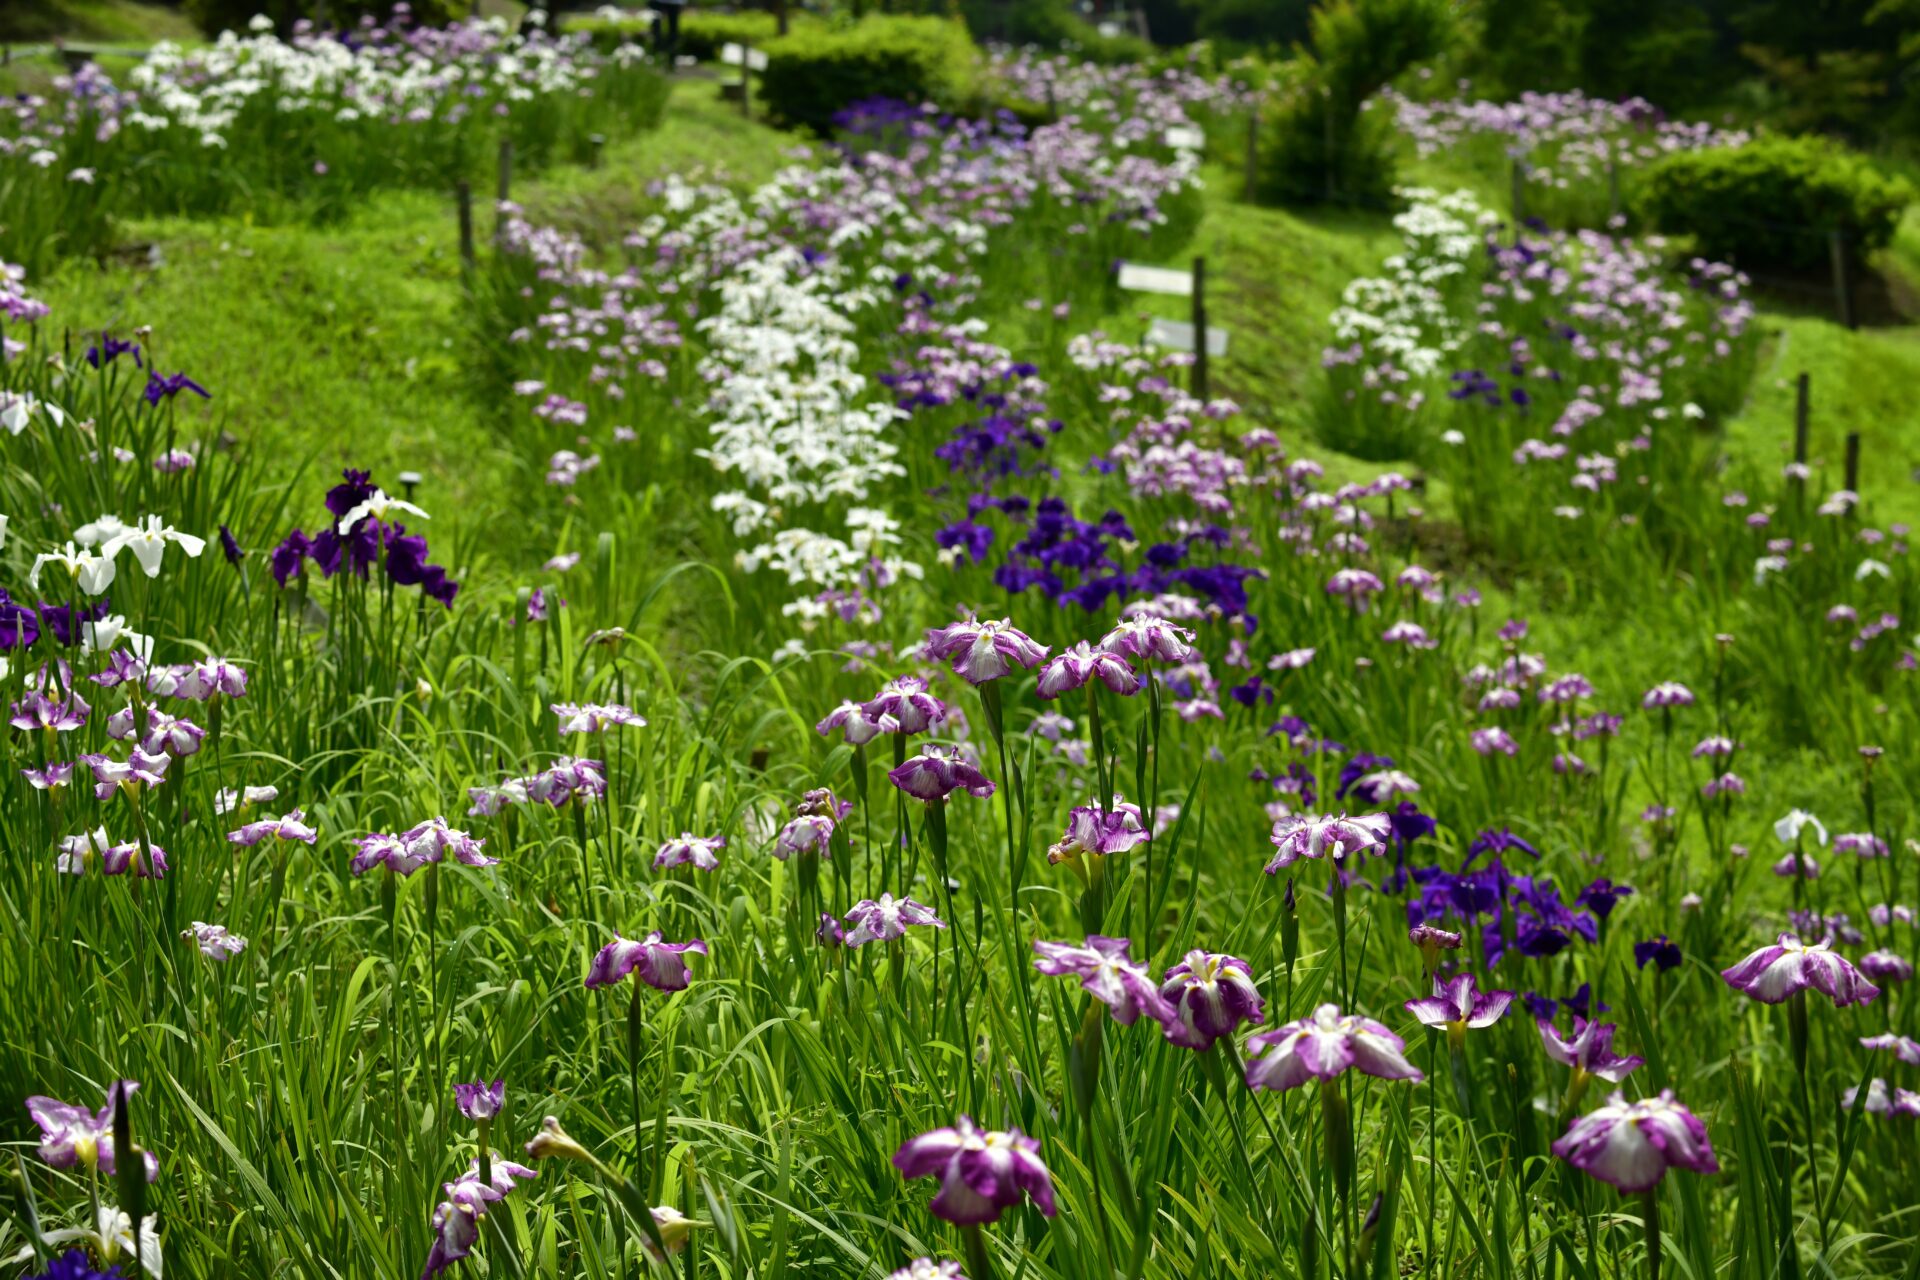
xmin=776 ymin=0 xmax=789 ymax=36
xmin=588 ymin=132 xmax=606 ymax=170
xmin=494 ymin=138 xmax=512 ymax=245
xmin=1793 ymin=372 xmax=1810 ymax=465
xmin=456 ymin=180 xmax=475 ymax=270
xmin=1191 ymin=256 xmax=1209 ymax=403
xmin=1829 ymin=229 xmax=1856 ymax=330
xmin=1243 ymin=104 xmax=1259 ymax=202
xmin=1606 ymin=156 xmax=1620 ymax=225
xmin=1511 ymin=157 xmax=1527 ymax=231
xmin=1845 ymin=432 xmax=1861 ymax=494
xmin=739 ymin=43 xmax=751 ymax=119
xmin=1046 ymin=82 xmax=1058 ymax=123
xmin=1322 ymin=92 xmax=1335 ymax=203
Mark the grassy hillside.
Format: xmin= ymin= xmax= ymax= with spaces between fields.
xmin=0 ymin=0 xmax=198 ymax=44
xmin=28 ymin=68 xmax=1920 ymax=581
xmin=32 ymin=79 xmax=795 ymax=560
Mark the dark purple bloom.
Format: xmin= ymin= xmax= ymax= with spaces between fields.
xmin=142 ymin=370 xmax=210 ymax=404
xmin=29 ymin=1251 xmax=126 ymax=1280
xmin=1634 ymin=935 xmax=1683 ymax=972
xmin=1575 ymin=878 xmax=1635 ymax=920
xmin=1465 ymin=828 xmax=1539 ymax=865
xmin=271 ymin=530 xmax=312 ymax=585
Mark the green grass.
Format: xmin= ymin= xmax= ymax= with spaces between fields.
xmin=0 ymin=0 xmax=199 ymax=44
xmin=1723 ymin=315 xmax=1920 ymax=523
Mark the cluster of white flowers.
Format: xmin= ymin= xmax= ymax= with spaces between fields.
xmin=1324 ymin=188 xmax=1492 ymax=381
xmin=125 ymin=17 xmax=630 ymax=147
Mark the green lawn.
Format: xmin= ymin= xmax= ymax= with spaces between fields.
xmin=0 ymin=0 xmax=198 ymax=43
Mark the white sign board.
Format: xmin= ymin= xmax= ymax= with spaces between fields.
xmin=1164 ymin=126 xmax=1205 ymax=151
xmin=1117 ymin=262 xmax=1192 ymax=297
xmin=1147 ymin=317 xmax=1228 ymax=357
xmin=720 ymin=42 xmax=769 ymax=71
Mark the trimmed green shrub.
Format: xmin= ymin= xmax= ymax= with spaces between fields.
xmin=1634 ymin=136 xmax=1915 ymax=272
xmin=1255 ymin=0 xmax=1451 ymax=208
xmin=758 ymin=16 xmax=978 ymax=136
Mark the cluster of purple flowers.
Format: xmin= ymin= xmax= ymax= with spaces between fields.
xmin=271 ymin=469 xmax=458 ymax=607
xmin=0 ymin=589 xmax=116 ymax=652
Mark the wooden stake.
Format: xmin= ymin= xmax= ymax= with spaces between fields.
xmin=1243 ymin=104 xmax=1259 ymax=202
xmin=495 ymin=138 xmax=512 ymax=244
xmin=1829 ymin=229 xmax=1856 ymax=331
xmin=1191 ymin=256 xmax=1209 ymax=403
xmin=456 ymin=180 xmax=475 ymax=270
xmin=1794 ymin=372 xmax=1810 ymax=465
xmin=1845 ymin=432 xmax=1861 ymax=494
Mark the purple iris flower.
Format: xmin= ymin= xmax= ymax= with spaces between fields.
xmin=862 ymin=675 xmax=949 ymax=733
xmin=922 ymin=617 xmax=1049 ymax=684
xmin=843 ymin=894 xmax=945 ymax=946
xmin=1465 ymin=828 xmax=1539 ymax=866
xmin=0 ymin=591 xmax=42 ymax=649
xmin=1246 ymin=1003 xmax=1424 ymax=1090
xmin=1266 ymin=812 xmax=1391 ymax=872
xmin=892 ymin=1116 xmax=1056 ymax=1224
xmin=1860 ymin=1033 xmax=1920 ymax=1065
xmin=1634 ymin=935 xmax=1683 ymax=971
xmin=1405 ymin=974 xmax=1514 ymax=1044
xmin=423 ymin=1158 xmax=537 ymax=1278
xmin=1574 ymin=878 xmax=1635 ymax=920
xmin=25 ymin=1081 xmax=158 ymax=1181
xmin=31 ymin=1249 xmax=127 ymax=1280
xmin=888 ymin=746 xmax=995 ymax=801
xmin=585 ymin=932 xmax=708 ymax=991
xmin=1537 ymin=1017 xmax=1644 ymax=1084
xmin=1034 ymin=641 xmax=1139 ymax=700
xmin=227 ymin=810 xmax=319 ymax=847
xmin=1553 ymin=1090 xmax=1718 ymax=1192
xmin=1031 ymin=935 xmax=1173 ymax=1027
xmin=1720 ymin=933 xmax=1880 ymax=1006
xmin=454 ymin=1080 xmax=505 ymax=1121
xmin=143 ymin=370 xmax=211 ymax=404
xmin=1047 ymin=797 xmax=1149 ymax=863
xmin=271 ymin=530 xmax=312 ymax=585
xmin=1158 ymin=950 xmax=1265 ymax=1050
